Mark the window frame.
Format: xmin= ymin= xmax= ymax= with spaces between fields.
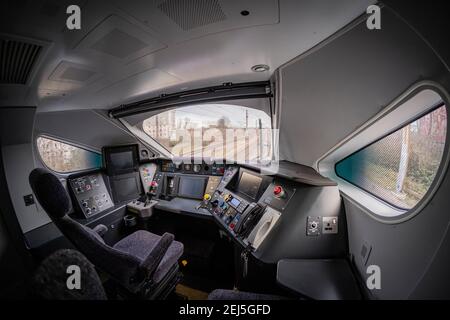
xmin=334 ymin=101 xmax=447 ymax=211
xmin=35 ymin=134 xmax=103 ymax=174
xmin=316 ymin=81 xmax=450 ymax=224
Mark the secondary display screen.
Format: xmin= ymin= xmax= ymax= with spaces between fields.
xmin=178 ymin=176 xmax=207 ymax=200
xmin=110 ymin=151 xmax=134 ymax=171
xmin=103 ymin=144 xmax=139 ymax=176
xmin=230 ymin=198 xmax=241 ymax=207
xmin=237 ymin=172 xmax=262 ymax=200
xmin=111 ymin=175 xmax=140 ymax=202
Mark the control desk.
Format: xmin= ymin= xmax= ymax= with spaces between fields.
xmin=204 ymin=167 xmax=294 ymax=251
xmin=67 ymin=158 xmax=296 ymax=253
xmin=146 ymin=160 xmax=225 ymax=216
xmin=65 ymin=154 xmax=345 ymax=265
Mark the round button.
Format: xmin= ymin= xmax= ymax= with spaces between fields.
xmin=273 ymin=186 xmax=285 ymax=198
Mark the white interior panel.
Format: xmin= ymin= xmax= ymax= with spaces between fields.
xmin=114 ymin=0 xmax=280 ymax=42
xmin=1 ymin=144 xmax=51 ymax=233
xmin=74 ymin=14 xmax=166 ymax=63
xmin=1 ymin=0 xmax=374 ymax=111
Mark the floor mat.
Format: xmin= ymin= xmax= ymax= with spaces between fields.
xmin=176 ymin=284 xmax=209 ymax=300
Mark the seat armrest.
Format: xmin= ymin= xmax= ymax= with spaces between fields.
xmin=92 ymin=224 xmax=108 ymax=237
xmin=138 ymin=233 xmax=174 ymax=281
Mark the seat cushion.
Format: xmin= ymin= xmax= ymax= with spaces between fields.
xmin=113 ymin=230 xmax=183 ymax=283
xmin=208 ymin=289 xmax=287 ymax=300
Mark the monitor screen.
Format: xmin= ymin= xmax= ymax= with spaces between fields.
xmin=237 ymin=172 xmax=262 ymax=200
xmin=178 ymin=176 xmax=207 ymax=200
xmin=110 ymin=151 xmax=134 ymax=171
xmin=103 ymin=145 xmax=139 ymax=176
xmin=111 ymin=175 xmax=140 ymax=203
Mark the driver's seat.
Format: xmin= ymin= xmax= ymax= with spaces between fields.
xmin=29 ymin=168 xmax=183 ymax=299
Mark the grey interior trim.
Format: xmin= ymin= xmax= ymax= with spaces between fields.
xmin=93 ymin=109 xmax=161 ymax=159
xmin=383 ymin=1 xmax=450 ymax=72
xmin=277 ymin=10 xmax=371 ymax=75
xmin=120 ymin=119 xmax=171 ymax=158
xmin=109 ymin=81 xmax=272 ymax=118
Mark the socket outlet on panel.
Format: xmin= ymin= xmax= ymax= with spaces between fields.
xmin=322 ymin=216 xmax=338 ymax=234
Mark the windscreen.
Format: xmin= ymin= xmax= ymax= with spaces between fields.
xmin=121 ymin=101 xmax=274 ymax=164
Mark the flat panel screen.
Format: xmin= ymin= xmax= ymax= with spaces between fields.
xmin=111 ymin=175 xmax=140 ymax=203
xmin=178 ymin=176 xmax=207 ymax=199
xmin=103 ymin=144 xmax=139 ymax=176
xmin=237 ymin=172 xmax=262 ymax=200
xmin=110 ymin=151 xmax=133 ymax=171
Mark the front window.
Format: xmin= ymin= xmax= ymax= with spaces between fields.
xmin=131 ymin=104 xmax=273 ymax=163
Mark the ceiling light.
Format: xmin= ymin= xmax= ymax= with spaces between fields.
xmin=251 ymin=64 xmax=270 ymax=72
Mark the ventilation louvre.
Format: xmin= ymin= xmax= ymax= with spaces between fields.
xmin=158 ymin=0 xmax=227 ymax=31
xmin=1 ymin=38 xmax=42 ymax=85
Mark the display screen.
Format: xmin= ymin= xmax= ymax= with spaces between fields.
xmin=178 ymin=176 xmax=207 ymax=200
xmin=103 ymin=144 xmax=139 ymax=176
xmin=110 ymin=151 xmax=134 ymax=170
xmin=111 ymin=176 xmax=140 ymax=202
xmin=237 ymin=172 xmax=262 ymax=200
xmin=230 ymin=198 xmax=241 ymax=207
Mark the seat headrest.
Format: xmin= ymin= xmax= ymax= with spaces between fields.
xmin=32 ymin=249 xmax=107 ymax=300
xmin=29 ymin=168 xmax=72 ymax=219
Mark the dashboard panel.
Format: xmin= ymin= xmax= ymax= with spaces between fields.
xmin=145 ymin=160 xmax=297 ymax=251
xmin=68 ymin=172 xmax=114 ymax=218
xmin=66 ymin=152 xmax=346 ymax=265
xmin=160 ymin=160 xmax=225 ymax=175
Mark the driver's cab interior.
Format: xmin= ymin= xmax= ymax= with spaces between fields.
xmin=1 ymin=0 xmax=450 ymax=301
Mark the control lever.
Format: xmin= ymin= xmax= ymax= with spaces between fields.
xmin=196 ymin=193 xmax=211 ymax=210
xmin=144 ymin=193 xmax=153 ymax=206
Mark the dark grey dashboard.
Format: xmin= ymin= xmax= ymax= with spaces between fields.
xmin=26 ymin=157 xmax=348 ymax=266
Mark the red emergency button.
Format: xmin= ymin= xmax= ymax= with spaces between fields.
xmin=273 ymin=185 xmax=285 ymax=198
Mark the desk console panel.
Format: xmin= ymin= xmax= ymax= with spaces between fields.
xmin=68 ymin=172 xmax=114 ymax=218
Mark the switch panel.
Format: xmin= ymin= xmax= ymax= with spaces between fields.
xmin=322 ymin=216 xmax=338 ymax=234
xmin=307 ymin=216 xmax=321 ymax=236
xmin=69 ymin=173 xmax=113 ymax=219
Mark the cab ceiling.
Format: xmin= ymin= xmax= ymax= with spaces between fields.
xmin=0 ymin=0 xmax=373 ymax=112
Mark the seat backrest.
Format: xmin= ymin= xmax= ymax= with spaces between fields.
xmin=29 ymin=168 xmax=142 ymax=292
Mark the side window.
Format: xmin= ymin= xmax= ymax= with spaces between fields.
xmin=36 ymin=136 xmax=102 ymax=173
xmin=336 ymin=104 xmax=447 ymax=210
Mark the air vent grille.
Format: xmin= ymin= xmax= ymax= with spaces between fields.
xmin=0 ymin=38 xmax=42 ymax=84
xmin=158 ymin=0 xmax=226 ymax=31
